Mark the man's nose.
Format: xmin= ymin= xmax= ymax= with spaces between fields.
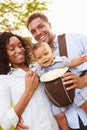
xmin=36 ymin=29 xmax=41 ymax=35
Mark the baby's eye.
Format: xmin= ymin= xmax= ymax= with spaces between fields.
xmin=44 ymin=52 xmax=48 ymax=55
xmin=37 ymin=57 xmax=41 ymax=60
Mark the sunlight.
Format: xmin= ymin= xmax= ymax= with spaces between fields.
xmin=13 ymin=0 xmax=87 ymax=37
xmin=45 ymin=0 xmax=87 ymax=35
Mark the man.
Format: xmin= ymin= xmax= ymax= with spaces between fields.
xmin=17 ymin=12 xmax=87 ymax=130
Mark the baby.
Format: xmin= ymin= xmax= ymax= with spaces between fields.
xmin=32 ymin=42 xmax=87 ymax=130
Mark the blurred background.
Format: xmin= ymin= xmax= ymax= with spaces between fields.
xmin=0 ymin=0 xmax=87 ymax=39
xmin=0 ymin=0 xmax=87 ymax=129
xmin=47 ymin=0 xmax=87 ymax=35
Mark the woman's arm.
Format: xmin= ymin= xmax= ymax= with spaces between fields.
xmin=0 ymin=75 xmax=19 ymax=130
xmin=14 ymin=70 xmax=39 ymax=117
xmin=0 ymin=70 xmax=39 ymax=130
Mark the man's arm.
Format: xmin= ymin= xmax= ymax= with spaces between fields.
xmin=62 ymin=72 xmax=87 ymax=114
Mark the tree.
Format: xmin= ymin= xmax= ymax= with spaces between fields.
xmin=0 ymin=0 xmax=51 ymax=32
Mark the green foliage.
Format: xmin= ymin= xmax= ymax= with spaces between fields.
xmin=0 ymin=126 xmax=15 ymax=130
xmin=0 ymin=0 xmax=51 ymax=32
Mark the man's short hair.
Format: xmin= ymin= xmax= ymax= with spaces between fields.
xmin=27 ymin=12 xmax=49 ymax=29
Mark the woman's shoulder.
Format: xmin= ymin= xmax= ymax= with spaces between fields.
xmin=0 ymin=74 xmax=7 ymax=80
xmin=0 ymin=75 xmax=10 ymax=89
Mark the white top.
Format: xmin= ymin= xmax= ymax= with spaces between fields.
xmin=0 ymin=68 xmax=59 ymax=130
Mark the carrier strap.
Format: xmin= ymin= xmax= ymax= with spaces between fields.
xmin=58 ymin=34 xmax=68 ymax=57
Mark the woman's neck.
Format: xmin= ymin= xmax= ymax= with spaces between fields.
xmin=12 ymin=63 xmax=29 ymax=72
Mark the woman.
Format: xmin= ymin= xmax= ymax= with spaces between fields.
xmin=0 ymin=32 xmax=59 ymax=130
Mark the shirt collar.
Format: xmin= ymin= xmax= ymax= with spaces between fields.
xmin=8 ymin=67 xmax=26 ymax=76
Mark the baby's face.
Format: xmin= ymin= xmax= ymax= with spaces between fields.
xmin=34 ymin=43 xmax=54 ymax=67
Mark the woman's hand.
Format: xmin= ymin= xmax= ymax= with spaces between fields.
xmin=16 ymin=117 xmax=30 ymax=130
xmin=14 ymin=70 xmax=39 ymax=117
xmin=25 ymin=70 xmax=39 ymax=96
xmin=62 ymin=71 xmax=84 ymax=91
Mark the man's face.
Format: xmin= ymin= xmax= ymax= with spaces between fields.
xmin=28 ymin=17 xmax=53 ymax=44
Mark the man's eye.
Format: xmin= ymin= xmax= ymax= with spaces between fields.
xmin=31 ymin=30 xmax=36 ymax=35
xmin=39 ymin=25 xmax=43 ymax=29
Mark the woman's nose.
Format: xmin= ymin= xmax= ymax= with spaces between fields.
xmin=16 ymin=47 xmax=22 ymax=52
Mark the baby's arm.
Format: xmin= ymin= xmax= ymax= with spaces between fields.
xmin=52 ymin=104 xmax=70 ymax=130
xmin=55 ymin=112 xmax=70 ymax=130
xmin=70 ymin=54 xmax=87 ymax=67
xmin=80 ymin=102 xmax=87 ymax=113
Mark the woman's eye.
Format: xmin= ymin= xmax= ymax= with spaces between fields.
xmin=8 ymin=48 xmax=14 ymax=51
xmin=19 ymin=44 xmax=22 ymax=48
xmin=19 ymin=44 xmax=24 ymax=49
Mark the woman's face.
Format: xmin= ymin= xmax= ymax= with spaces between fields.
xmin=6 ymin=36 xmax=25 ymax=68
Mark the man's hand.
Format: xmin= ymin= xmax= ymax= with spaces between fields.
xmin=16 ymin=117 xmax=30 ymax=130
xmin=62 ymin=72 xmax=84 ymax=90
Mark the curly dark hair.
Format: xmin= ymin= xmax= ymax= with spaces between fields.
xmin=0 ymin=31 xmax=32 ymax=74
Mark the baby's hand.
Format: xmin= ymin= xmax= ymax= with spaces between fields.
xmin=81 ymin=54 xmax=87 ymax=62
xmin=25 ymin=70 xmax=39 ymax=94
